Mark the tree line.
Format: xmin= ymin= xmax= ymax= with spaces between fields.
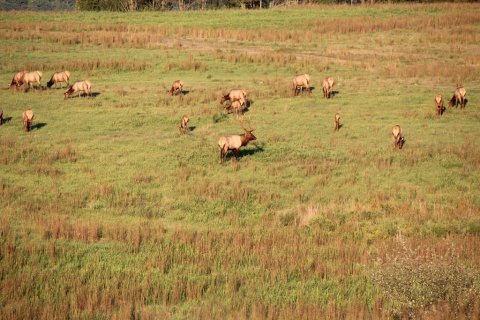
xmin=0 ymin=0 xmax=471 ymax=11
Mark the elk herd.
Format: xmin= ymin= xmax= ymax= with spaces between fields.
xmin=3 ymin=69 xmax=470 ymax=161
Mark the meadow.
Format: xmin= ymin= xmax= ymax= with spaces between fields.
xmin=0 ymin=3 xmax=480 ymax=319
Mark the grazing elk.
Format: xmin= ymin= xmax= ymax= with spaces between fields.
xmin=434 ymin=95 xmax=445 ymax=116
xmin=170 ymin=80 xmax=184 ymax=96
xmin=179 ymin=115 xmax=189 ymax=134
xmin=292 ymin=74 xmax=310 ymax=96
xmin=448 ymin=87 xmax=466 ymax=109
xmin=22 ymin=71 xmax=43 ymax=91
xmin=64 ymin=80 xmax=92 ymax=99
xmin=220 ymin=89 xmax=247 ymax=107
xmin=334 ymin=112 xmax=340 ymax=131
xmin=392 ymin=125 xmax=405 ymax=149
xmin=9 ymin=70 xmax=28 ymax=90
xmin=0 ymin=108 xmax=3 ymax=125
xmin=323 ymin=77 xmax=334 ymax=98
xmin=23 ymin=110 xmax=34 ymax=132
xmin=218 ymin=122 xmax=256 ymax=163
xmin=47 ymin=71 xmax=70 ymax=89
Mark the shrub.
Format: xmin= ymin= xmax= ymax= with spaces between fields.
xmin=372 ymin=241 xmax=480 ymax=318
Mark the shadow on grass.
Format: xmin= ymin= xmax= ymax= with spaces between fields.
xmin=1 ymin=117 xmax=13 ymax=124
xmin=31 ymin=122 xmax=47 ymax=130
xmin=68 ymin=92 xmax=101 ymax=99
xmin=233 ymin=144 xmax=265 ymax=160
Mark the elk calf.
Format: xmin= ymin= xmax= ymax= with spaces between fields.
xmin=170 ymin=80 xmax=184 ymax=96
xmin=179 ymin=115 xmax=189 ymax=134
xmin=218 ymin=128 xmax=256 ymax=163
xmin=323 ymin=77 xmax=334 ymax=99
xmin=23 ymin=110 xmax=34 ymax=132
xmin=392 ymin=125 xmax=405 ymax=149
xmin=334 ymin=112 xmax=340 ymax=131
xmin=226 ymin=100 xmax=246 ymax=115
xmin=448 ymin=87 xmax=466 ymax=108
xmin=434 ymin=95 xmax=444 ymax=116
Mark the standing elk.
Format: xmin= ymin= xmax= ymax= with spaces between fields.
xmin=9 ymin=70 xmax=28 ymax=90
xmin=179 ymin=115 xmax=189 ymax=134
xmin=448 ymin=87 xmax=466 ymax=109
xmin=222 ymin=89 xmax=247 ymax=103
xmin=0 ymin=108 xmax=3 ymax=125
xmin=392 ymin=125 xmax=405 ymax=149
xmin=64 ymin=80 xmax=92 ymax=99
xmin=226 ymin=100 xmax=246 ymax=116
xmin=218 ymin=122 xmax=256 ymax=163
xmin=47 ymin=71 xmax=70 ymax=89
xmin=22 ymin=71 xmax=43 ymax=91
xmin=220 ymin=89 xmax=247 ymax=107
xmin=292 ymin=74 xmax=310 ymax=96
xmin=323 ymin=77 xmax=334 ymax=99
xmin=23 ymin=110 xmax=34 ymax=132
xmin=170 ymin=80 xmax=184 ymax=96
xmin=334 ymin=112 xmax=340 ymax=131
xmin=434 ymin=95 xmax=445 ymax=116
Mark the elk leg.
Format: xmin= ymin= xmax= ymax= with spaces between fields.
xmin=233 ymin=149 xmax=238 ymax=160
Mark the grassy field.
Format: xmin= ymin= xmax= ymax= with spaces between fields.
xmin=1 ymin=3 xmax=480 ymax=319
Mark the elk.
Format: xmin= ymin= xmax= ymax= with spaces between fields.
xmin=226 ymin=100 xmax=246 ymax=115
xmin=292 ymin=74 xmax=310 ymax=96
xmin=21 ymin=71 xmax=43 ymax=91
xmin=170 ymin=80 xmax=184 ymax=96
xmin=220 ymin=89 xmax=247 ymax=107
xmin=9 ymin=70 xmax=27 ymax=90
xmin=434 ymin=95 xmax=444 ymax=116
xmin=64 ymin=80 xmax=92 ymax=99
xmin=23 ymin=110 xmax=34 ymax=132
xmin=448 ymin=87 xmax=466 ymax=108
xmin=218 ymin=122 xmax=256 ymax=163
xmin=47 ymin=71 xmax=70 ymax=89
xmin=334 ymin=112 xmax=340 ymax=131
xmin=322 ymin=77 xmax=334 ymax=98
xmin=392 ymin=125 xmax=405 ymax=149
xmin=179 ymin=115 xmax=189 ymax=134
xmin=0 ymin=108 xmax=3 ymax=125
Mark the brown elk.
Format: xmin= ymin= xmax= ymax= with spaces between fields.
xmin=22 ymin=71 xmax=43 ymax=91
xmin=434 ymin=95 xmax=445 ymax=116
xmin=47 ymin=71 xmax=70 ymax=89
xmin=218 ymin=122 xmax=256 ymax=163
xmin=220 ymin=89 xmax=247 ymax=107
xmin=179 ymin=115 xmax=189 ymax=134
xmin=392 ymin=125 xmax=405 ymax=149
xmin=448 ymin=87 xmax=466 ymax=108
xmin=9 ymin=70 xmax=27 ymax=90
xmin=170 ymin=80 xmax=184 ymax=96
xmin=64 ymin=80 xmax=92 ymax=99
xmin=292 ymin=74 xmax=310 ymax=96
xmin=226 ymin=100 xmax=246 ymax=115
xmin=0 ymin=108 xmax=3 ymax=125
xmin=23 ymin=110 xmax=34 ymax=132
xmin=334 ymin=112 xmax=340 ymax=131
xmin=323 ymin=77 xmax=334 ymax=98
